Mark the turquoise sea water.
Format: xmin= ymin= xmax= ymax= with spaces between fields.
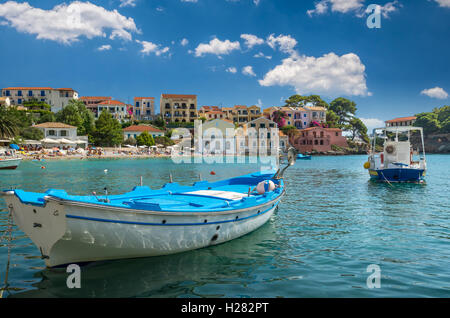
xmin=0 ymin=155 xmax=449 ymax=298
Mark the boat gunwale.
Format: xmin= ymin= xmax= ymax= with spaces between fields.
xmin=2 ymin=188 xmax=285 ymax=216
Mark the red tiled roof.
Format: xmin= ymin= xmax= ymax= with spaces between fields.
xmin=3 ymin=87 xmax=53 ymax=90
xmin=234 ymin=105 xmax=247 ymax=109
xmin=385 ymin=116 xmax=417 ymax=123
xmin=302 ymin=127 xmax=342 ymax=131
xmin=123 ymin=125 xmax=164 ymax=133
xmin=80 ymin=96 xmax=112 ymax=100
xmin=97 ymin=100 xmax=126 ymax=106
xmin=34 ymin=122 xmax=76 ymax=129
xmin=206 ymin=111 xmax=225 ymax=115
xmin=134 ymin=97 xmax=155 ymax=100
xmin=161 ymin=94 xmax=197 ymax=99
xmin=2 ymin=87 xmax=76 ymax=91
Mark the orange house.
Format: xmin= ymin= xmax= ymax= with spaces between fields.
xmin=290 ymin=127 xmax=348 ymax=153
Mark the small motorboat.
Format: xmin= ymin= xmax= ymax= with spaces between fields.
xmin=0 ymin=157 xmax=22 ymax=170
xmin=364 ymin=126 xmax=426 ymax=183
xmin=2 ymin=149 xmax=297 ymax=267
xmin=297 ymin=153 xmax=311 ymax=160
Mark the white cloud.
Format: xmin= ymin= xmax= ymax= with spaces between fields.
xmin=136 ymin=40 xmax=170 ymax=56
xmin=259 ymin=52 xmax=370 ymax=97
xmin=360 ymin=118 xmax=385 ymax=132
xmin=308 ymin=0 xmax=400 ymax=18
xmin=266 ymin=34 xmax=297 ymax=54
xmin=97 ymin=44 xmax=112 ymax=51
xmin=254 ymin=52 xmax=272 ymax=59
xmin=363 ymin=1 xmax=401 ymax=18
xmin=194 ymin=38 xmax=241 ymax=57
xmin=0 ymin=1 xmax=138 ymax=44
xmin=434 ymin=0 xmax=450 ymax=8
xmin=308 ymin=0 xmax=364 ymax=16
xmin=242 ymin=66 xmax=256 ymax=77
xmin=253 ymin=0 xmax=261 ymax=5
xmin=421 ymin=87 xmax=449 ymax=99
xmin=257 ymin=99 xmax=263 ymax=107
xmin=240 ymin=34 xmax=264 ymax=49
xmin=226 ymin=67 xmax=237 ymax=74
xmin=180 ymin=38 xmax=189 ymax=46
xmin=119 ymin=0 xmax=137 ymax=8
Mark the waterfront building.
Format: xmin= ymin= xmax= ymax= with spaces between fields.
xmin=290 ymin=127 xmax=348 ymax=153
xmin=201 ymin=119 xmax=236 ymax=154
xmin=385 ymin=116 xmax=417 ymax=127
xmin=123 ymin=125 xmax=165 ymax=140
xmin=243 ymin=117 xmax=279 ymax=154
xmin=1 ymin=87 xmax=78 ymax=113
xmin=134 ymin=97 xmax=155 ymax=121
xmin=160 ymin=94 xmax=198 ymax=123
xmin=34 ymin=122 xmax=88 ymax=147
xmin=80 ymin=96 xmax=112 ymax=118
xmin=264 ymin=106 xmax=326 ymax=129
xmin=199 ymin=105 xmax=262 ymax=124
xmin=94 ymin=100 xmax=128 ymax=121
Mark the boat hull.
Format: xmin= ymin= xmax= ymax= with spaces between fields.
xmin=0 ymin=158 xmax=22 ymax=170
xmin=3 ymin=193 xmax=281 ymax=267
xmin=369 ymin=168 xmax=425 ymax=183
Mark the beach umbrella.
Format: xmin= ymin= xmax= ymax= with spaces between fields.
xmin=60 ymin=138 xmax=76 ymax=144
xmin=9 ymin=144 xmax=20 ymax=150
xmin=41 ymin=138 xmax=59 ymax=144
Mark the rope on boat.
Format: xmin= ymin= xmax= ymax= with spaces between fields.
xmin=379 ymin=171 xmax=394 ymax=188
xmin=0 ymin=205 xmax=14 ymax=298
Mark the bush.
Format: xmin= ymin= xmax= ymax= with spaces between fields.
xmin=154 ymin=136 xmax=175 ymax=147
xmin=20 ymin=126 xmax=44 ymax=140
xmin=136 ymin=132 xmax=155 ymax=147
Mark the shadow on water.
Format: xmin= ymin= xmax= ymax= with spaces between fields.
xmin=9 ymin=220 xmax=281 ymax=298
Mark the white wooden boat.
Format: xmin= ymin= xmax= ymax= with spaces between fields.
xmin=0 ymin=157 xmax=22 ymax=170
xmin=2 ymin=149 xmax=297 ymax=267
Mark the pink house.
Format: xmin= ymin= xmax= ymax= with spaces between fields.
xmin=290 ymin=127 xmax=348 ymax=153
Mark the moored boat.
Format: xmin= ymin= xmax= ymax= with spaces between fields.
xmin=0 ymin=157 xmax=22 ymax=170
xmin=1 ymin=149 xmax=297 ymax=267
xmin=297 ymin=153 xmax=312 ymax=160
xmin=364 ymin=126 xmax=426 ymax=183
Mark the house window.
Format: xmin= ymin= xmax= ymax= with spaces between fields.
xmin=320 ymin=140 xmax=324 ymax=145
xmin=28 ymin=90 xmax=33 ymax=97
xmin=60 ymin=130 xmax=67 ymax=137
xmin=136 ymin=101 xmax=140 ymax=107
xmin=41 ymin=91 xmax=45 ymax=96
xmin=17 ymin=90 xmax=22 ymax=96
xmin=17 ymin=98 xmax=22 ymax=104
xmin=48 ymin=130 xmax=56 ymax=136
xmin=336 ymin=132 xmax=339 ymax=136
xmin=5 ymin=90 xmax=10 ymax=96
xmin=303 ymin=114 xmax=306 ymax=117
xmin=260 ymin=124 xmax=266 ymax=128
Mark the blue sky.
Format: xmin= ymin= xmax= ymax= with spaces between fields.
xmin=0 ymin=0 xmax=449 ymax=130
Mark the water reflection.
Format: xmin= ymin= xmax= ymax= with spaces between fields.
xmin=10 ymin=220 xmax=280 ymax=298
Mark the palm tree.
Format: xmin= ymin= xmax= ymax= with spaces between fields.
xmin=0 ymin=106 xmax=19 ymax=139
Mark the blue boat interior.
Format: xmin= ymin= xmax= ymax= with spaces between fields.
xmin=5 ymin=170 xmax=284 ymax=212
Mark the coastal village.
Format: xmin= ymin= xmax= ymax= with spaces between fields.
xmin=0 ymin=86 xmax=447 ymax=159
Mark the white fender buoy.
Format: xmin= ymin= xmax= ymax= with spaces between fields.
xmin=256 ymin=180 xmax=276 ymax=194
xmin=104 ymin=169 xmax=108 ymax=174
